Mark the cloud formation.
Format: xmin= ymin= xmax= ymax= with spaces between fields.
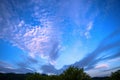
xmin=0 ymin=0 xmax=97 ymax=69
xmin=0 ymin=0 xmax=120 ymax=76
xmin=0 ymin=0 xmax=61 ymax=65
xmin=52 ymin=29 xmax=120 ymax=74
xmin=95 ymin=64 xmax=109 ymax=69
xmin=41 ymin=64 xmax=58 ymax=74
xmin=0 ymin=61 xmax=33 ymax=73
xmin=73 ymin=29 xmax=120 ymax=68
xmin=84 ymin=22 xmax=93 ymax=39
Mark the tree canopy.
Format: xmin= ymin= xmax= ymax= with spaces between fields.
xmin=26 ymin=66 xmax=91 ymax=80
xmin=60 ymin=66 xmax=91 ymax=80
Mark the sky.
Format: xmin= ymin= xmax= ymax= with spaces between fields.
xmin=0 ymin=0 xmax=120 ymax=77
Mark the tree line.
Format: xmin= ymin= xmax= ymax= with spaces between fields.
xmin=0 ymin=66 xmax=120 ymax=80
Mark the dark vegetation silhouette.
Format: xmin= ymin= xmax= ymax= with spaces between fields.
xmin=109 ymin=70 xmax=120 ymax=80
xmin=0 ymin=66 xmax=119 ymax=80
xmin=26 ymin=66 xmax=91 ymax=80
xmin=59 ymin=66 xmax=91 ymax=80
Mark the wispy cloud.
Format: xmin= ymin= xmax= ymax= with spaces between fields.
xmin=84 ymin=21 xmax=93 ymax=39
xmin=18 ymin=20 xmax=25 ymax=27
xmin=57 ymin=29 xmax=120 ymax=74
xmin=73 ymin=29 xmax=120 ymax=68
xmin=103 ymin=66 xmax=120 ymax=72
xmin=95 ymin=64 xmax=109 ymax=69
xmin=41 ymin=64 xmax=58 ymax=74
xmin=0 ymin=61 xmax=33 ymax=73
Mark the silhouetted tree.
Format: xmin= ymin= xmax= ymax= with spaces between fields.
xmin=60 ymin=66 xmax=91 ymax=80
xmin=109 ymin=70 xmax=120 ymax=80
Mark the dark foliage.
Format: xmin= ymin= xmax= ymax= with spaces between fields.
xmin=109 ymin=70 xmax=120 ymax=80
xmin=60 ymin=66 xmax=91 ymax=80
xmin=92 ymin=77 xmax=109 ymax=80
xmin=0 ymin=73 xmax=27 ymax=80
xmin=0 ymin=67 xmax=120 ymax=80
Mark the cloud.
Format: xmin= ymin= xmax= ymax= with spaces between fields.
xmin=83 ymin=50 xmax=120 ymax=71
xmin=101 ymin=52 xmax=120 ymax=61
xmin=41 ymin=64 xmax=58 ymax=74
xmin=50 ymin=29 xmax=120 ymax=76
xmin=0 ymin=0 xmax=98 ymax=67
xmin=27 ymin=56 xmax=38 ymax=64
xmin=41 ymin=63 xmax=71 ymax=75
xmin=16 ymin=56 xmax=40 ymax=72
xmin=0 ymin=0 xmax=61 ymax=65
xmin=0 ymin=61 xmax=13 ymax=69
xmin=0 ymin=67 xmax=33 ymax=74
xmin=58 ymin=29 xmax=120 ymax=72
xmin=48 ymin=41 xmax=61 ymax=65
xmin=84 ymin=22 xmax=93 ymax=39
xmin=56 ymin=0 xmax=98 ymax=39
xmin=17 ymin=56 xmax=38 ymax=69
xmin=2 ymin=22 xmax=60 ymax=63
xmin=18 ymin=20 xmax=25 ymax=27
xmin=103 ymin=66 xmax=120 ymax=72
xmin=0 ymin=61 xmax=33 ymax=73
xmin=83 ymin=30 xmax=119 ymax=64
xmin=95 ymin=64 xmax=109 ymax=69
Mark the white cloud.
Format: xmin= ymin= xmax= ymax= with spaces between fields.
xmin=95 ymin=64 xmax=109 ymax=69
xmin=84 ymin=21 xmax=93 ymax=39
xmin=0 ymin=61 xmax=14 ymax=69
xmin=18 ymin=20 xmax=24 ymax=27
xmin=0 ymin=18 xmax=61 ymax=65
xmin=87 ymin=22 xmax=93 ymax=31
xmin=0 ymin=0 xmax=62 ymax=66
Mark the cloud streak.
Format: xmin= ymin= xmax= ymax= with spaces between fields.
xmin=95 ymin=64 xmax=109 ymax=69
xmin=0 ymin=61 xmax=33 ymax=73
xmin=51 ymin=29 xmax=120 ymax=74
xmin=73 ymin=29 xmax=120 ymax=68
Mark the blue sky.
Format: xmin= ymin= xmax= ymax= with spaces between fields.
xmin=0 ymin=0 xmax=120 ymax=77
